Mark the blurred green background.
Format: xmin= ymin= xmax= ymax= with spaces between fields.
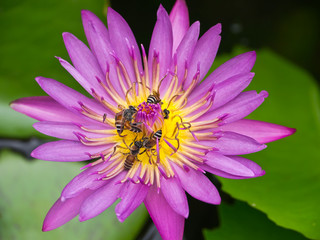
xmin=0 ymin=0 xmax=319 ymax=239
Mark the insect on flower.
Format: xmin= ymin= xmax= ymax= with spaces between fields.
xmin=11 ymin=0 xmax=295 ymax=239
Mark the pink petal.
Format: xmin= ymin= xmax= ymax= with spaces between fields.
xmin=79 ymin=172 xmax=125 ymax=221
xmin=204 ymin=151 xmax=254 ymax=177
xmin=209 ymin=72 xmax=254 ymax=109
xmin=161 ymin=177 xmax=189 ymax=218
xmin=184 ymin=23 xmax=221 ymax=87
xmin=148 ymin=5 xmax=173 ymax=90
xmin=169 ymin=0 xmax=189 ymax=53
xmin=217 ymin=119 xmax=296 ymax=144
xmin=33 ymin=121 xmax=112 ymax=141
xmin=31 ymin=140 xmax=111 ymax=162
xmin=35 ymin=77 xmax=112 ymax=117
xmin=175 ymin=21 xmax=200 ymax=85
xmin=172 ymin=164 xmax=221 ymax=205
xmin=115 ymin=182 xmax=149 ymax=222
xmin=10 ymin=96 xmax=88 ymax=123
xmin=202 ymin=155 xmax=265 ymax=179
xmin=211 ymin=51 xmax=256 ymax=83
xmin=202 ymin=131 xmax=266 ymax=155
xmin=144 ymin=185 xmax=185 ymax=240
xmin=42 ymin=189 xmax=93 ymax=231
xmin=190 ymin=51 xmax=256 ymax=101
xmin=81 ymin=10 xmax=123 ymax=96
xmin=81 ymin=10 xmax=110 ymax=73
xmin=196 ymin=90 xmax=268 ymax=124
xmin=107 ymin=8 xmax=143 ymax=84
xmin=61 ymin=161 xmax=110 ymax=200
xmin=62 ymin=32 xmax=111 ymax=102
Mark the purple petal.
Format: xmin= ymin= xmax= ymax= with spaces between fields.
xmin=201 ymin=131 xmax=266 ymax=155
xmin=217 ymin=119 xmax=296 ymax=144
xmin=161 ymin=177 xmax=189 ymax=218
xmin=190 ymin=51 xmax=256 ymax=101
xmin=33 ymin=121 xmax=111 ymax=141
xmin=175 ymin=21 xmax=200 ymax=84
xmin=61 ymin=162 xmax=110 ymax=200
xmin=169 ymin=0 xmax=189 ymax=53
xmin=10 ymin=96 xmax=88 ymax=124
xmin=81 ymin=10 xmax=110 ymax=73
xmin=202 ymin=155 xmax=265 ymax=179
xmin=210 ymin=72 xmax=254 ymax=109
xmin=81 ymin=11 xmax=123 ymax=96
xmin=172 ymin=164 xmax=221 ymax=205
xmin=115 ymin=182 xmax=149 ymax=222
xmin=35 ymin=77 xmax=112 ymax=117
xmin=31 ymin=140 xmax=111 ymax=162
xmin=79 ymin=172 xmax=125 ymax=221
xmin=210 ymin=51 xmax=256 ymax=83
xmin=148 ymin=5 xmax=173 ymax=89
xmin=107 ymin=8 xmax=143 ymax=84
xmin=62 ymin=32 xmax=111 ymax=102
xmin=204 ymin=151 xmax=254 ymax=177
xmin=184 ymin=23 xmax=221 ymax=87
xmin=42 ymin=189 xmax=93 ymax=231
xmin=196 ymin=90 xmax=268 ymax=124
xmin=144 ymin=185 xmax=185 ymax=240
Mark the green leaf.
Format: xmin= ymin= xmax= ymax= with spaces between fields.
xmin=0 ymin=151 xmax=147 ymax=240
xmin=214 ymin=49 xmax=320 ymax=239
xmin=0 ymin=0 xmax=108 ymax=138
xmin=204 ymin=200 xmax=309 ymax=240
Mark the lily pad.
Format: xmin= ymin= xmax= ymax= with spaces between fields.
xmin=214 ymin=49 xmax=320 ymax=239
xmin=0 ymin=0 xmax=108 ymax=138
xmin=204 ymin=200 xmax=309 ymax=240
xmin=0 ymin=151 xmax=147 ymax=240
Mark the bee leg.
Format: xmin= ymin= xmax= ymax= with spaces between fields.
xmin=129 ymin=135 xmax=138 ymax=147
xmin=122 ymin=138 xmax=135 ymax=151
xmin=139 ymin=149 xmax=147 ymax=155
xmin=108 ymin=145 xmax=127 ymax=161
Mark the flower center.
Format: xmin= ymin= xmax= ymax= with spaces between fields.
xmin=78 ymin=45 xmax=221 ymax=189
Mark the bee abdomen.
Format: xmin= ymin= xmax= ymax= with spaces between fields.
xmin=153 ymin=130 xmax=162 ymax=140
xmin=115 ymin=123 xmax=123 ymax=133
xmin=130 ymin=122 xmax=142 ymax=133
xmin=124 ymin=156 xmax=135 ymax=170
xmin=147 ymin=95 xmax=157 ymax=104
xmin=130 ymin=127 xmax=142 ymax=133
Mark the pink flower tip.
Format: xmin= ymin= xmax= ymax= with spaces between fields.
xmin=42 ymin=224 xmax=51 ymax=232
xmin=260 ymin=90 xmax=269 ymax=98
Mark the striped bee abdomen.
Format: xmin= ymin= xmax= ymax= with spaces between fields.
xmin=147 ymin=95 xmax=158 ymax=104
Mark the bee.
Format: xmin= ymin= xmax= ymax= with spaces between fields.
xmin=123 ymin=139 xmax=143 ymax=170
xmin=146 ymin=75 xmax=167 ymax=104
xmin=147 ymin=90 xmax=161 ymax=104
xmin=111 ymin=138 xmax=143 ymax=171
xmin=140 ymin=130 xmax=162 ymax=159
xmin=115 ymin=105 xmax=142 ymax=136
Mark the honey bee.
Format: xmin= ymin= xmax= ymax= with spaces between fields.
xmin=139 ymin=130 xmax=162 ymax=160
xmin=147 ymin=90 xmax=161 ymax=104
xmin=111 ymin=139 xmax=143 ymax=171
xmin=123 ymin=139 xmax=143 ymax=170
xmin=146 ymin=75 xmax=167 ymax=104
xmin=115 ymin=105 xmax=142 ymax=136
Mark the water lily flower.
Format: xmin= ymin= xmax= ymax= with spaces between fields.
xmin=11 ymin=0 xmax=295 ymax=239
